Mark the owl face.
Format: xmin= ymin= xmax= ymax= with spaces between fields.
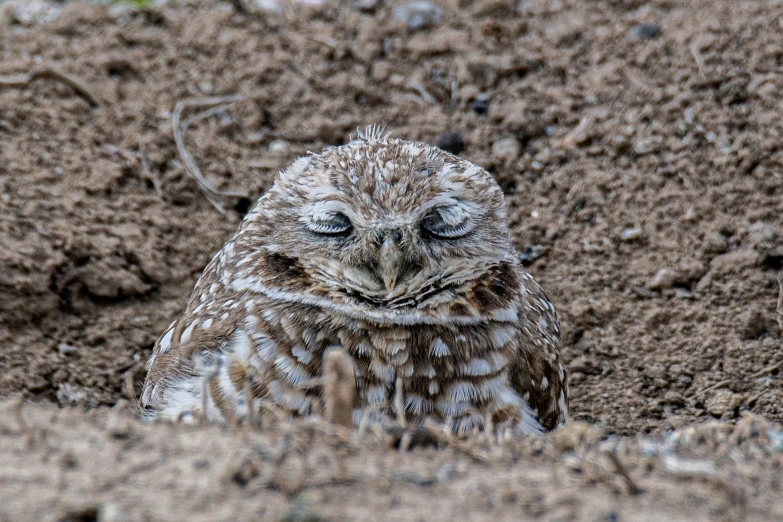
xmin=248 ymin=137 xmax=513 ymax=309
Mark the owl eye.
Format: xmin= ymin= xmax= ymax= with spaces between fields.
xmin=308 ymin=212 xmax=352 ymax=236
xmin=420 ymin=208 xmax=472 ymax=239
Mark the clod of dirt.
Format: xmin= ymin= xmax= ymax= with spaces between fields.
xmin=433 ymin=132 xmax=465 ymax=155
xmin=231 ymin=458 xmax=261 ymax=488
xmin=709 ymin=248 xmax=761 ymax=275
xmin=552 ymin=421 xmax=591 ymax=452
xmin=491 ymin=137 xmax=521 ymax=163
xmin=740 ymin=305 xmax=769 ymax=339
xmin=706 ymin=390 xmax=742 ymax=418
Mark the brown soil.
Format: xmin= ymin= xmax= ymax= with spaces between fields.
xmin=1 ymin=0 xmax=783 ymax=519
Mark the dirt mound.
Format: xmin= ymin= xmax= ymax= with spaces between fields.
xmin=2 ymin=399 xmax=782 ymax=521
xmin=1 ymin=0 xmax=783 ymax=518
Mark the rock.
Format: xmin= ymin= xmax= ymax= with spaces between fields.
xmin=351 ymin=0 xmax=381 ymax=13
xmin=253 ymin=0 xmax=285 ymax=13
xmin=620 ymin=227 xmax=643 ymax=242
xmin=491 ymin=137 xmax=521 ymax=163
xmin=706 ymin=390 xmax=742 ymax=417
xmin=5 ymin=0 xmax=61 ymax=26
xmin=57 ymin=343 xmax=78 ymax=356
xmin=471 ymin=93 xmax=491 ymax=114
xmin=391 ymin=1 xmax=441 ymax=32
xmin=98 ymin=502 xmax=131 ymax=522
xmin=268 ymin=140 xmax=290 ymax=156
xmin=518 ymin=245 xmax=546 ymax=266
xmin=648 ymin=268 xmax=676 ymax=290
xmin=661 ymin=390 xmax=685 ymax=407
xmin=627 ymin=23 xmax=662 ymax=40
xmin=434 ymin=132 xmax=465 ymax=155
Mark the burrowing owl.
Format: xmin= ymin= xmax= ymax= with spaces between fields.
xmin=141 ymin=128 xmax=568 ymax=433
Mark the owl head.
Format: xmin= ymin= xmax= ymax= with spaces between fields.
xmin=234 ymin=128 xmax=515 ymax=315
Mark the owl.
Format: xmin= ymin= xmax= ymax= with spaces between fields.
xmin=140 ymin=127 xmax=569 ymax=434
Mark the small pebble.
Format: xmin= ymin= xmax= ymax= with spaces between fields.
xmin=620 ymin=227 xmax=643 ymax=241
xmin=519 ymin=245 xmax=546 ymax=266
xmin=628 ymin=23 xmax=662 ymax=40
xmin=491 ymin=138 xmax=521 ymax=163
xmin=253 ymin=0 xmax=285 ymax=14
xmin=351 ymin=0 xmax=380 ymax=12
xmin=434 ymin=132 xmax=465 ymax=155
xmin=647 ymin=268 xmax=676 ymax=290
xmin=57 ymin=343 xmax=78 ymax=355
xmin=471 ymin=94 xmax=491 ymax=115
xmin=391 ymin=1 xmax=441 ymax=32
xmin=268 ymin=140 xmax=290 ymax=156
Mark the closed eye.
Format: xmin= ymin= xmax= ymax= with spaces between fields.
xmin=308 ymin=212 xmax=353 ymax=236
xmin=420 ymin=208 xmax=473 ymax=239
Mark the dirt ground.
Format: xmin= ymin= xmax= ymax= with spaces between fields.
xmin=1 ymin=0 xmax=783 ymax=519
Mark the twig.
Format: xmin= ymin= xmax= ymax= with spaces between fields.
xmin=421 ymin=420 xmax=491 ymax=463
xmin=755 ymin=65 xmax=783 ymax=74
xmin=171 ymin=95 xmax=249 ymax=213
xmin=407 ymin=81 xmax=436 ymax=104
xmin=749 ymin=361 xmax=783 ymax=380
xmin=323 ymin=349 xmax=356 ymax=429
xmin=689 ymin=38 xmax=705 ymax=76
xmin=357 ymin=402 xmax=388 ymax=439
xmin=559 ymin=115 xmax=595 ymax=148
xmin=745 ymin=388 xmax=768 ymax=407
xmin=124 ymin=371 xmax=140 ymax=412
xmin=691 ymin=379 xmax=732 ymax=400
xmin=0 ymin=64 xmax=101 ymax=107
xmin=605 ymin=451 xmax=643 ymax=495
xmin=12 ymin=397 xmax=28 ymax=433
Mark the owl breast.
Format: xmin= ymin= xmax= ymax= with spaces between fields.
xmin=144 ymin=289 xmax=564 ymax=435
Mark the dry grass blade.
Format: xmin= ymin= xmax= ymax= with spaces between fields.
xmin=0 ymin=64 xmax=101 ymax=107
xmin=777 ymin=272 xmax=783 ymax=333
xmin=394 ymin=376 xmax=407 ymax=428
xmin=605 ymin=451 xmax=643 ymax=495
xmin=171 ymin=95 xmax=249 ymax=213
xmin=124 ymin=371 xmax=141 ymax=413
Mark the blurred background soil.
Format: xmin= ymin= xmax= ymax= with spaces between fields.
xmin=1 ymin=0 xmax=783 ymax=519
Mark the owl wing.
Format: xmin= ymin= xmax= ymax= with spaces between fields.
xmin=510 ymin=269 xmax=569 ymax=431
xmin=140 ymin=248 xmax=254 ymax=421
xmin=141 ymin=249 xmax=329 ymax=423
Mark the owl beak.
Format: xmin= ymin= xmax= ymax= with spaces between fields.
xmin=379 ymin=234 xmax=402 ymax=292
